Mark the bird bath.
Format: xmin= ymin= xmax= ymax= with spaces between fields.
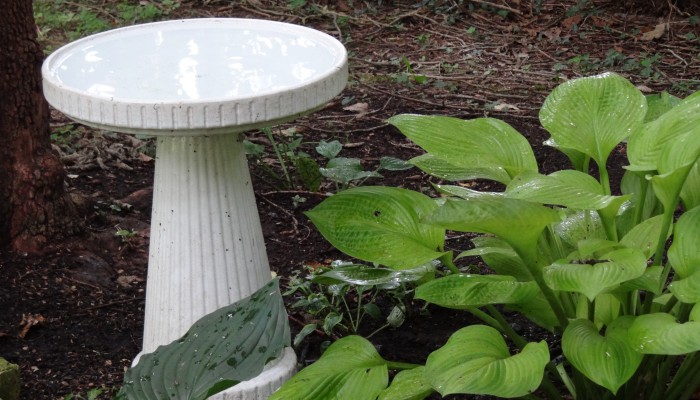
xmin=42 ymin=18 xmax=348 ymax=398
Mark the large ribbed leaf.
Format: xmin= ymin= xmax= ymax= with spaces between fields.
xmin=379 ymin=367 xmax=433 ymax=400
xmin=629 ymin=313 xmax=700 ymax=355
xmin=621 ymin=266 xmax=663 ymax=295
xmin=389 ymin=114 xmax=537 ymax=184
xmin=540 ymin=72 xmax=646 ymax=167
xmin=644 ymin=92 xmax=681 ymax=123
xmin=669 ymin=270 xmax=700 ymax=303
xmin=416 ymin=274 xmax=538 ymax=308
xmin=425 ymin=325 xmax=549 ymax=398
xmin=426 ymin=197 xmax=562 ymax=260
xmin=681 ymin=162 xmax=700 ymax=210
xmin=305 ymin=187 xmax=445 ymax=269
xmin=543 ymin=248 xmax=647 ymax=301
xmin=628 ymin=91 xmax=700 ymax=172
xmin=691 ymin=303 xmax=700 ymax=321
xmin=619 ymin=215 xmax=669 ymax=259
xmin=460 ymin=236 xmax=531 ymax=281
xmin=269 ymin=336 xmax=387 ymax=400
xmin=117 ymin=279 xmax=289 ymax=400
xmin=552 ymin=210 xmax=606 ymax=251
xmin=668 ymin=205 xmax=700 ymax=278
xmin=507 ymin=170 xmax=628 ymax=210
xmin=410 ymin=153 xmax=511 ymax=183
xmin=562 ymin=317 xmax=642 ymax=394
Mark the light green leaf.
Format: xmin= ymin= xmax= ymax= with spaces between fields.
xmin=389 ymin=114 xmax=538 ymax=184
xmin=305 ymin=187 xmax=445 ymax=269
xmin=320 ymin=157 xmax=381 ymax=186
xmin=644 ymin=91 xmax=681 ymax=123
xmin=691 ymin=303 xmax=700 ymax=321
xmin=552 ymin=210 xmax=607 ymax=251
xmin=270 ymin=336 xmax=388 ymax=400
xmin=426 ymin=197 xmax=562 ymax=261
xmin=669 ymin=270 xmax=700 ymax=303
xmin=313 ymin=263 xmax=435 ymax=288
xmin=118 ymin=279 xmax=290 ymax=400
xmin=619 ymin=215 xmax=669 ymax=259
xmin=629 ymin=313 xmax=700 ymax=355
xmin=460 ymin=236 xmax=531 ymax=281
xmin=628 ymin=90 xmax=700 ymax=172
xmin=543 ymin=248 xmax=647 ymax=301
xmin=425 ymin=325 xmax=549 ymax=398
xmin=680 ymin=161 xmax=700 ymax=210
xmin=379 ymin=367 xmax=433 ymax=400
xmin=409 ymin=153 xmax=510 ymax=183
xmin=507 ymin=170 xmax=628 ymax=210
xmin=543 ymin=138 xmax=587 ymax=171
xmin=620 ymin=266 xmax=663 ymax=295
xmin=651 ymin=164 xmax=695 ymax=213
xmin=433 ymin=184 xmax=504 ymax=200
xmin=668 ymin=205 xmax=700 ymax=278
xmin=562 ymin=317 xmax=642 ymax=394
xmin=540 ymin=72 xmax=646 ymax=166
xmin=415 ymin=274 xmax=539 ymax=308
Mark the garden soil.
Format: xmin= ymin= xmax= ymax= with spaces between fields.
xmin=1 ymin=1 xmax=700 ymax=398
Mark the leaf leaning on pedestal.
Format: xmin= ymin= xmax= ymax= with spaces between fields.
xmin=389 ymin=114 xmax=538 ymax=184
xmin=629 ymin=313 xmax=700 ymax=355
xmin=424 ymin=325 xmax=549 ymax=398
xmin=305 ymin=186 xmax=445 ymax=269
xmin=539 ymin=72 xmax=646 ymax=167
xmin=117 ymin=278 xmax=290 ymax=400
xmin=562 ymin=317 xmax=642 ymax=394
xmin=269 ymin=335 xmax=388 ymax=400
xmin=415 ymin=274 xmax=539 ymax=308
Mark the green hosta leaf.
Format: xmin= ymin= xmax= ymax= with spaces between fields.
xmin=305 ymin=187 xmax=445 ymax=269
xmin=562 ymin=317 xmax=642 ymax=394
xmin=651 ymin=164 xmax=695 ymax=213
xmin=425 ymin=325 xmax=549 ymax=398
xmin=460 ymin=236 xmax=530 ymax=281
xmin=323 ymin=312 xmax=343 ymax=335
xmin=543 ymin=138 xmax=587 ymax=171
xmin=410 ymin=153 xmax=511 ymax=183
xmin=669 ymin=270 xmax=700 ymax=303
xmin=313 ymin=263 xmax=435 ymax=288
xmin=668 ymin=205 xmax=700 ymax=278
xmin=629 ymin=313 xmax=700 ymax=355
xmin=379 ymin=156 xmax=414 ymax=171
xmin=389 ymin=114 xmax=537 ymax=184
xmin=415 ymin=274 xmax=538 ymax=308
xmin=294 ymin=324 xmax=317 ymax=348
xmin=270 ymin=336 xmax=387 ymax=400
xmin=619 ymin=215 xmax=669 ymax=259
xmin=628 ymin=90 xmax=700 ymax=172
xmin=543 ymin=248 xmax=647 ymax=301
xmin=644 ymin=92 xmax=681 ymax=123
xmin=681 ymin=162 xmax=700 ymax=210
xmin=426 ymin=197 xmax=562 ymax=261
xmin=507 ymin=170 xmax=628 ymax=210
xmin=316 ymin=140 xmax=343 ymax=159
xmin=320 ymin=157 xmax=381 ymax=186
xmin=691 ymin=303 xmax=700 ymax=321
xmin=433 ymin=184 xmax=504 ymax=200
xmin=620 ymin=266 xmax=663 ymax=295
xmin=379 ymin=367 xmax=433 ymax=400
xmin=118 ymin=279 xmax=290 ymax=400
xmin=505 ymin=292 xmax=559 ymax=332
xmin=540 ymin=72 xmax=646 ymax=167
xmin=657 ymin=130 xmax=700 ymax=175
xmin=552 ymin=210 xmax=606 ymax=251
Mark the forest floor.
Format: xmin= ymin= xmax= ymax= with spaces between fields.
xmin=1 ymin=0 xmax=700 ymax=398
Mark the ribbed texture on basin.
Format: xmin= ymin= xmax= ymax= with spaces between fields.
xmin=142 ymin=134 xmax=271 ymax=353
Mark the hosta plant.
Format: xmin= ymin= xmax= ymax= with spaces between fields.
xmin=271 ymin=72 xmax=700 ymax=400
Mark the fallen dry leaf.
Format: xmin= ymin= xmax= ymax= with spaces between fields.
xmin=641 ymin=22 xmax=668 ymax=41
xmin=343 ymin=102 xmax=369 ymax=114
xmin=19 ymin=314 xmax=46 ymax=339
xmin=116 ymin=275 xmax=144 ymax=288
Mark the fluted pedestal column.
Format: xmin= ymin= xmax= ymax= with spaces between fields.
xmin=143 ymin=133 xmax=296 ymax=397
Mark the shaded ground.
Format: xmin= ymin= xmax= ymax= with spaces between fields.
xmin=1 ymin=0 xmax=700 ymax=398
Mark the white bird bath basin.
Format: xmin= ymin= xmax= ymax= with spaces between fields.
xmin=42 ymin=18 xmax=348 ymax=398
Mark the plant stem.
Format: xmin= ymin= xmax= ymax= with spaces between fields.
xmin=665 ymin=352 xmax=700 ymax=399
xmin=599 ymin=163 xmax=611 ymax=196
xmin=384 ymin=360 xmax=421 ymax=371
xmin=466 ymin=306 xmax=501 ymax=329
xmin=642 ymin=205 xmax=675 ymax=313
xmin=633 ymin=175 xmax=649 ymax=226
xmin=263 ymin=128 xmax=293 ymax=187
xmin=440 ymin=253 xmax=461 ymax=274
xmin=519 ymin=250 xmax=570 ymax=330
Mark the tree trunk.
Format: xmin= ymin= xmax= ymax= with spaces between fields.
xmin=0 ymin=0 xmax=79 ymax=253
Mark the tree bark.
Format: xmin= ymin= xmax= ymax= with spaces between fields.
xmin=0 ymin=0 xmax=79 ymax=253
